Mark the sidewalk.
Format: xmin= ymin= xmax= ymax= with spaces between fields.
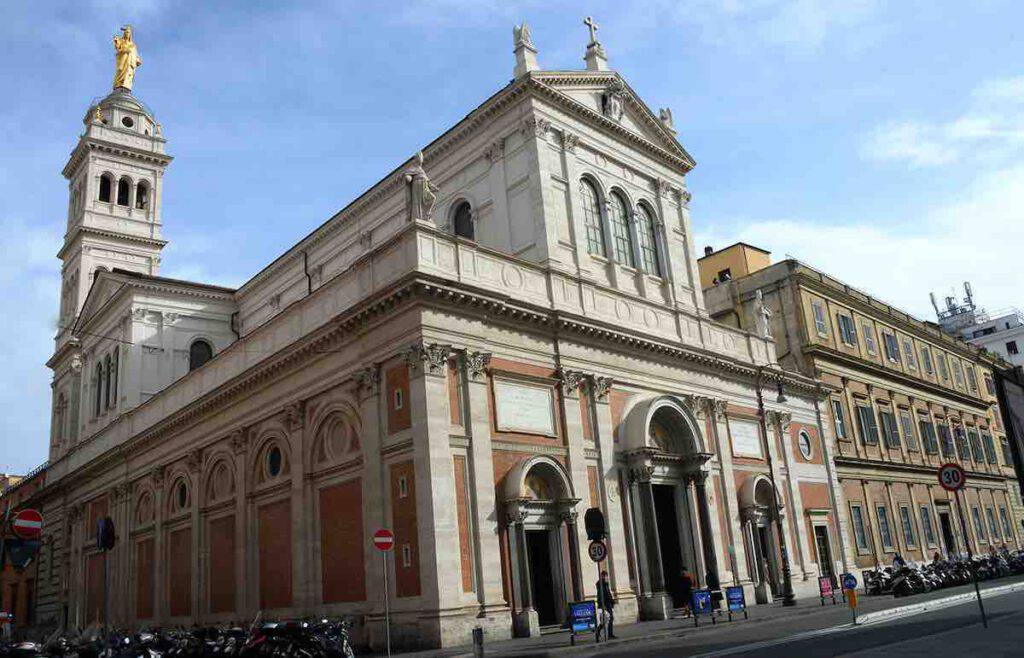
xmin=364 ymin=575 xmax=1024 ymax=657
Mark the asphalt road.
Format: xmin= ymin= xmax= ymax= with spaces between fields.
xmin=588 ymin=588 xmax=1024 ymax=657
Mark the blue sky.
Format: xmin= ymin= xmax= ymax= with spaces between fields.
xmin=2 ymin=0 xmax=1023 ymax=473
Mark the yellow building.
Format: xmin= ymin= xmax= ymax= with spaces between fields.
xmin=702 ymin=246 xmax=1023 ymax=570
xmin=697 ymin=242 xmax=771 ymax=290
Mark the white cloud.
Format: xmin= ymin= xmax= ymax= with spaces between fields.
xmin=699 ymin=163 xmax=1024 ymax=319
xmin=861 ymin=76 xmax=1024 ymax=168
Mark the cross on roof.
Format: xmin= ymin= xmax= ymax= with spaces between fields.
xmin=584 ymin=16 xmax=599 ymax=44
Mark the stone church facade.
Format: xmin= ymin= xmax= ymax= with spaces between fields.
xmin=27 ymin=23 xmax=854 ymax=649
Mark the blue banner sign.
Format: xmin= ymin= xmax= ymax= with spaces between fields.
xmin=725 ymin=586 xmax=746 ymax=612
xmin=692 ymin=588 xmax=713 ymax=616
xmin=569 ymin=601 xmax=596 ymax=633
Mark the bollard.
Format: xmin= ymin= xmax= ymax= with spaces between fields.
xmin=472 ymin=627 xmax=485 ymax=658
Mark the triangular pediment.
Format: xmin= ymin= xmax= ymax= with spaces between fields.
xmin=74 ymin=272 xmax=130 ymax=332
xmin=531 ymin=71 xmax=693 ymax=168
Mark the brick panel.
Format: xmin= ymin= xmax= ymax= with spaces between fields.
xmin=208 ymin=515 xmax=235 ymax=614
xmin=320 ymin=479 xmax=366 ymax=603
xmin=135 ymin=538 xmax=154 ymax=619
xmin=390 ymin=461 xmax=420 ymax=597
xmin=587 ymin=466 xmax=599 ymax=508
xmin=85 ymin=552 xmax=104 ymax=624
xmin=386 ymin=364 xmax=411 ymax=434
xmin=258 ymin=500 xmax=293 ymax=609
xmin=453 ymin=456 xmax=474 ymax=593
xmin=167 ymin=527 xmax=192 ymax=617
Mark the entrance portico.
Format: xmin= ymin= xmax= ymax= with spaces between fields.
xmin=621 ymin=398 xmax=721 ymax=620
xmin=502 ymin=456 xmax=581 ymax=638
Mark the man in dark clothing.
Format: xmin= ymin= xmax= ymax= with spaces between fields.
xmin=679 ymin=565 xmax=695 ymax=616
xmin=596 ymin=570 xmax=617 ymax=639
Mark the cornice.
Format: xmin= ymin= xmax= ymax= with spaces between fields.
xmin=57 ymin=225 xmax=167 ymax=260
xmin=804 ymin=343 xmax=991 ymax=412
xmin=834 ymin=455 xmax=1014 ymax=484
xmin=63 ymin=137 xmax=173 ymax=179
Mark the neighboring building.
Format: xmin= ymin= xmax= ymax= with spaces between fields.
xmin=697 ymin=242 xmax=771 ymax=290
xmin=0 ymin=474 xmax=23 ymax=492
xmin=932 ymin=283 xmax=1024 ymax=369
xmin=0 ymin=469 xmax=46 ymax=630
xmin=703 ymin=246 xmax=1024 ymax=572
xmin=21 ymin=23 xmax=846 ymax=648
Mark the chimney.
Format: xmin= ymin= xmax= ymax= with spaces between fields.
xmin=704 ymin=246 xmax=714 ymax=257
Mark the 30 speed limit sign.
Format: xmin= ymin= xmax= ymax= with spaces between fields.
xmin=938 ymin=463 xmax=966 ymax=492
xmin=588 ymin=540 xmax=608 ymax=563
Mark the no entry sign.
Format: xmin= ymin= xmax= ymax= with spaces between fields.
xmin=373 ymin=528 xmax=395 ymax=551
xmin=11 ymin=509 xmax=42 ymax=540
xmin=938 ymin=463 xmax=966 ymax=492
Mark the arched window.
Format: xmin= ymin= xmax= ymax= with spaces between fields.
xmin=135 ymin=181 xmax=149 ymax=210
xmin=104 ymin=355 xmax=112 ymax=410
xmin=109 ymin=349 xmax=119 ymax=409
xmin=94 ymin=363 xmax=104 ymax=416
xmin=116 ymin=178 xmax=130 ymax=206
xmin=98 ymin=174 xmax=112 ymax=203
xmin=608 ymin=192 xmax=635 ymax=267
xmin=636 ymin=204 xmax=661 ymax=276
xmin=579 ymin=179 xmax=606 ymax=257
xmin=189 ymin=339 xmax=214 ymax=371
xmin=452 ymin=201 xmax=474 ymax=240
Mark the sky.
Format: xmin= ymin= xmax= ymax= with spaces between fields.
xmin=1 ymin=0 xmax=1023 ymax=473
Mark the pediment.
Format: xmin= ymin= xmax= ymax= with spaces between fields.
xmin=531 ymin=71 xmax=693 ymax=167
xmin=75 ymin=272 xmax=129 ymax=331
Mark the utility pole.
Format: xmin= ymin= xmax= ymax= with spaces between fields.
xmin=756 ymin=366 xmax=797 ymax=607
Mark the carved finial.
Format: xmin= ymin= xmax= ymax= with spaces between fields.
xmin=513 ymin=22 xmax=540 ymax=77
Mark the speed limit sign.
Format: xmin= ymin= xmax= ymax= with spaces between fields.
xmin=588 ymin=540 xmax=608 ymax=563
xmin=938 ymin=463 xmax=966 ymax=492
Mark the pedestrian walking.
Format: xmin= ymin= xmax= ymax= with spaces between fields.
xmin=596 ymin=570 xmax=617 ymax=639
xmin=679 ymin=565 xmax=695 ymax=616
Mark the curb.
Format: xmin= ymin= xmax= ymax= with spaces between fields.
xmin=855 ymin=580 xmax=1024 ymax=625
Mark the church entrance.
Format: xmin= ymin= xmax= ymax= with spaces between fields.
xmin=653 ymin=484 xmax=686 ymax=607
xmin=526 ymin=529 xmax=560 ymax=627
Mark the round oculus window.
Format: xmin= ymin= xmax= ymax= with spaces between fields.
xmin=121 ymin=116 xmax=135 ymax=128
xmin=798 ymin=430 xmax=813 ymax=459
xmin=267 ymin=446 xmax=283 ymax=477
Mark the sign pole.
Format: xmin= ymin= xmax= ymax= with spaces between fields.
xmin=954 ymin=488 xmax=987 ymax=628
xmin=102 ymin=548 xmax=109 ymax=631
xmin=383 ymin=550 xmax=391 ymax=658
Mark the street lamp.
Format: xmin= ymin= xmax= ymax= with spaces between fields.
xmin=756 ymin=366 xmax=797 ymax=607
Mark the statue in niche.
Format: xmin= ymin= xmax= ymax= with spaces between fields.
xmin=602 ymin=79 xmax=627 ymax=122
xmin=754 ymin=289 xmax=773 ymax=338
xmin=404 ymin=151 xmax=438 ymax=222
xmin=112 ymin=25 xmax=142 ymax=91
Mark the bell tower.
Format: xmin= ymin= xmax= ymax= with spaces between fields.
xmin=56 ymin=48 xmax=172 ymax=346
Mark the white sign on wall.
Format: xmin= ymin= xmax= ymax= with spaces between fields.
xmin=494 ymin=379 xmax=555 ymax=436
xmin=730 ymin=419 xmax=763 ymax=458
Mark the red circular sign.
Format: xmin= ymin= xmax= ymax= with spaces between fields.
xmin=938 ymin=463 xmax=967 ymax=492
xmin=373 ymin=528 xmax=395 ymax=551
xmin=11 ymin=509 xmax=43 ymax=540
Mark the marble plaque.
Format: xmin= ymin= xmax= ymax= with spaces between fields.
xmin=494 ymin=380 xmax=555 ymax=436
xmin=730 ymin=419 xmax=763 ymax=458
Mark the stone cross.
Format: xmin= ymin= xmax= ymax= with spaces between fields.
xmin=584 ymin=16 xmax=599 ymax=44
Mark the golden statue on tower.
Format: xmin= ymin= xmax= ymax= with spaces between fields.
xmin=112 ymin=25 xmax=141 ymax=91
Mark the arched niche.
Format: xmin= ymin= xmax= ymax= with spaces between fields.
xmin=621 ymin=396 xmax=707 ymax=457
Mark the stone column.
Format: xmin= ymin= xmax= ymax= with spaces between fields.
xmin=635 ymin=467 xmax=672 ymax=620
xmin=152 ymin=466 xmax=168 ymax=624
xmin=563 ymin=511 xmax=583 ymax=601
xmin=693 ymin=472 xmax=722 ymax=599
xmin=461 ymin=352 xmax=507 ymax=624
xmin=507 ymin=509 xmax=539 ymax=637
xmin=407 ymin=341 xmax=463 ymax=644
xmin=354 ymin=365 xmax=388 ymax=646
xmin=284 ymin=401 xmax=310 ymax=615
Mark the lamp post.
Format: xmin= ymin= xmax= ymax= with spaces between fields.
xmin=755 ymin=366 xmax=797 ymax=607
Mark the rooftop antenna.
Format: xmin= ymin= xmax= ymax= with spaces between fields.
xmin=930 ymin=292 xmax=941 ymax=317
xmin=963 ymin=281 xmax=974 ymax=309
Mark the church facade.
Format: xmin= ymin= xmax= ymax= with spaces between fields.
xmin=26 ymin=23 xmax=854 ymax=649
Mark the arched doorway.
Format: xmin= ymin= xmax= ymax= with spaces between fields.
xmin=621 ymin=397 xmax=718 ymax=620
xmin=503 ymin=457 xmax=580 ymax=637
xmin=739 ymin=475 xmax=782 ymax=603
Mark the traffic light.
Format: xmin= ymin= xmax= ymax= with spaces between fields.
xmin=96 ymin=516 xmax=116 ymax=551
xmin=584 ymin=507 xmax=606 ymax=541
